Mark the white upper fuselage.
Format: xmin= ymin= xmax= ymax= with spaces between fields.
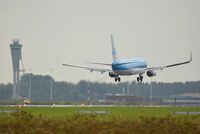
xmin=112 ymin=58 xmax=147 ymax=76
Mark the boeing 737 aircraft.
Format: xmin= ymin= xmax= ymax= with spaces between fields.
xmin=63 ymin=34 xmax=192 ymax=82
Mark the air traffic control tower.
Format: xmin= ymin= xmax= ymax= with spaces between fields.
xmin=10 ymin=39 xmax=23 ymax=100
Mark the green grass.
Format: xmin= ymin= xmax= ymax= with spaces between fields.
xmin=1 ymin=106 xmax=200 ymax=119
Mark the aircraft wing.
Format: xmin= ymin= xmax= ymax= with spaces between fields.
xmin=62 ymin=63 xmax=112 ymax=73
xmin=146 ymin=52 xmax=192 ymax=71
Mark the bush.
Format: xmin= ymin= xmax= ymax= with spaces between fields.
xmin=0 ymin=111 xmax=200 ymax=134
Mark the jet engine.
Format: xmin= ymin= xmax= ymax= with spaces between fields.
xmin=109 ymin=72 xmax=118 ymax=78
xmin=146 ymin=70 xmax=156 ymax=77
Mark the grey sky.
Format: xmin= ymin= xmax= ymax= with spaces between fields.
xmin=1 ymin=0 xmax=200 ymax=83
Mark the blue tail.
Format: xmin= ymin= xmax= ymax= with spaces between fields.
xmin=111 ymin=34 xmax=118 ymax=62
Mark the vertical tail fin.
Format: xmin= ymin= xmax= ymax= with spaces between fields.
xmin=111 ymin=34 xmax=118 ymax=62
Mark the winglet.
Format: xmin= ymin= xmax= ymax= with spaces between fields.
xmin=166 ymin=51 xmax=192 ymax=68
xmin=189 ymin=51 xmax=192 ymax=62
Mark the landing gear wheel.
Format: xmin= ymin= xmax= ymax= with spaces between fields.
xmin=140 ymin=76 xmax=143 ymax=82
xmin=137 ymin=75 xmax=143 ymax=82
xmin=114 ymin=77 xmax=121 ymax=82
xmin=115 ymin=77 xmax=118 ymax=82
xmin=137 ymin=77 xmax=140 ymax=82
xmin=118 ymin=77 xmax=121 ymax=82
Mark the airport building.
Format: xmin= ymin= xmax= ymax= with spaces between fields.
xmin=104 ymin=94 xmax=161 ymax=105
xmin=162 ymin=93 xmax=200 ymax=106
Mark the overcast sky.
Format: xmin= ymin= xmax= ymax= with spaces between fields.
xmin=1 ymin=0 xmax=200 ymax=84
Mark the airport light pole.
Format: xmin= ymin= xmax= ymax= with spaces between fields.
xmin=50 ymin=68 xmax=53 ymax=100
xmin=127 ymin=80 xmax=131 ymax=96
xmin=87 ymin=82 xmax=90 ymax=105
xmin=150 ymin=78 xmax=153 ymax=106
xmin=29 ymin=69 xmax=32 ymax=100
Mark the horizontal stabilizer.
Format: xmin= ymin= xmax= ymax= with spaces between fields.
xmin=85 ymin=62 xmax=112 ymax=66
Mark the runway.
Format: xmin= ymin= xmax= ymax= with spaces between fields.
xmin=0 ymin=104 xmax=173 ymax=108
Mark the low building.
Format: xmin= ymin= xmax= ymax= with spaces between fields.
xmin=162 ymin=93 xmax=200 ymax=106
xmin=105 ymin=94 xmax=161 ymax=105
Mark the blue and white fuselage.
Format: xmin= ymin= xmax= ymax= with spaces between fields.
xmin=112 ymin=58 xmax=147 ymax=76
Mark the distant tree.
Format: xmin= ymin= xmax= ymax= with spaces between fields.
xmin=0 ymin=83 xmax=12 ymax=100
xmin=0 ymin=74 xmax=200 ymax=101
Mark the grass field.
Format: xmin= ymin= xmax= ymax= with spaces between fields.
xmin=1 ymin=105 xmax=200 ymax=119
xmin=0 ymin=106 xmax=200 ymax=133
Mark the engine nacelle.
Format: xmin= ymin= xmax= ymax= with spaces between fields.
xmin=146 ymin=70 xmax=156 ymax=77
xmin=109 ymin=72 xmax=118 ymax=78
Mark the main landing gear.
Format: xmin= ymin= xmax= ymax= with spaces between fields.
xmin=137 ymin=75 xmax=143 ymax=82
xmin=115 ymin=77 xmax=121 ymax=82
xmin=109 ymin=72 xmax=121 ymax=82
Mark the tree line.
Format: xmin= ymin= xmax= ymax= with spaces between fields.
xmin=0 ymin=74 xmax=199 ymax=102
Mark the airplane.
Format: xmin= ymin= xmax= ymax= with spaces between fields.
xmin=62 ymin=34 xmax=192 ymax=82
